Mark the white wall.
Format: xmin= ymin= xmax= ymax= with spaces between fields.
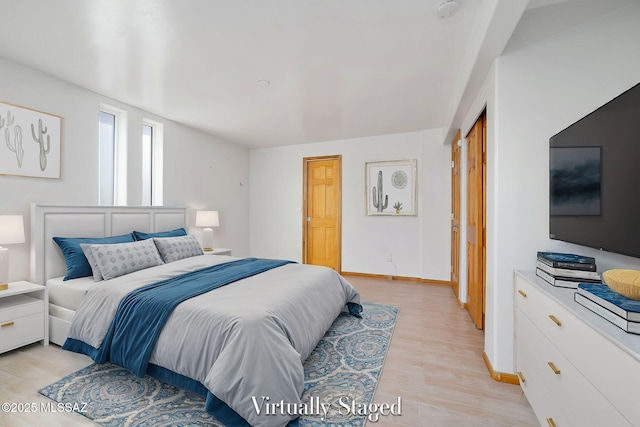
xmin=0 ymin=58 xmax=250 ymax=283
xmin=163 ymin=123 xmax=250 ymax=257
xmin=249 ymin=129 xmax=451 ymax=281
xmin=476 ymin=3 xmax=640 ymax=373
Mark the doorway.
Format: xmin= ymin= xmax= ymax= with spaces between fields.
xmin=302 ymin=155 xmax=342 ymax=272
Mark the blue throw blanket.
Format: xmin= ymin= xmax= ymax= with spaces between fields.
xmin=63 ymin=257 xmax=294 ymax=376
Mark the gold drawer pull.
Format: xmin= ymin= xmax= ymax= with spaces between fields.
xmin=1 ymin=321 xmax=15 ymax=328
xmin=548 ymin=314 xmax=562 ymax=327
xmin=547 ymin=418 xmax=557 ymax=427
xmin=548 ymin=362 xmax=561 ymax=375
xmin=518 ymin=289 xmax=527 ymax=298
xmin=517 ymin=371 xmax=526 ymax=383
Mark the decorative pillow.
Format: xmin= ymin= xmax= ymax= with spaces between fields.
xmin=133 ymin=228 xmax=187 ymax=241
xmin=80 ymin=243 xmax=103 ymax=281
xmin=53 ymin=233 xmax=135 ymax=281
xmin=90 ymin=239 xmax=164 ymax=281
xmin=154 ymin=235 xmax=203 ymax=263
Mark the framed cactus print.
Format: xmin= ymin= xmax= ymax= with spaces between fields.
xmin=0 ymin=101 xmax=61 ymax=178
xmin=366 ymin=159 xmax=417 ymax=216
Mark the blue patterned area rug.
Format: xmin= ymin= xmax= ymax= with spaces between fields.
xmin=38 ymin=303 xmax=398 ymax=427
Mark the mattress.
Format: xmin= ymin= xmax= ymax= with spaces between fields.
xmin=46 ymin=276 xmax=94 ymax=311
xmin=49 ymin=303 xmax=76 ymax=322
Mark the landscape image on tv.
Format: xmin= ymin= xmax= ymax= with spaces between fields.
xmin=550 ymin=146 xmax=601 ymax=216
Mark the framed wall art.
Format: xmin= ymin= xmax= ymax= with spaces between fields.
xmin=366 ymin=159 xmax=417 ymax=216
xmin=0 ymin=101 xmax=61 ymax=178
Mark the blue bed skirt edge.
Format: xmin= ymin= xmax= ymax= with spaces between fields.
xmin=62 ymin=338 xmax=298 ymax=426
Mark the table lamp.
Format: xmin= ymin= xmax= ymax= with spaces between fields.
xmin=195 ymin=211 xmax=219 ymax=251
xmin=0 ymin=215 xmax=25 ymax=290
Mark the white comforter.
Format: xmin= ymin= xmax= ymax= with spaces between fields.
xmin=67 ymin=255 xmax=361 ymax=426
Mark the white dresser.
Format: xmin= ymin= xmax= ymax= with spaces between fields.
xmin=514 ymin=271 xmax=640 ymax=427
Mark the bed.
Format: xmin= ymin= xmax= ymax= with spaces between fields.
xmin=30 ymin=204 xmax=362 ymax=427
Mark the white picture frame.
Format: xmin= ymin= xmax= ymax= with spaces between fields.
xmin=0 ymin=101 xmax=61 ymax=178
xmin=366 ymin=159 xmax=417 ymax=216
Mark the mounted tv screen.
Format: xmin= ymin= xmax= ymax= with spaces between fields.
xmin=549 ymin=82 xmax=640 ymax=259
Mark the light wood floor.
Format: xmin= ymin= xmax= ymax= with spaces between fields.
xmin=0 ymin=277 xmax=538 ymax=427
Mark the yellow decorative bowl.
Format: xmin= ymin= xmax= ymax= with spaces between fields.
xmin=602 ymin=269 xmax=640 ymax=301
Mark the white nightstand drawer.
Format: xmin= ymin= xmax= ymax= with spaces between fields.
xmin=0 ymin=294 xmax=44 ymax=322
xmin=0 ymin=312 xmax=45 ymax=353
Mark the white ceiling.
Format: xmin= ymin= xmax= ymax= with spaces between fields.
xmin=0 ymin=0 xmax=632 ymax=149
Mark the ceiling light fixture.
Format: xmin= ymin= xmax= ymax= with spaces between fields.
xmin=436 ymin=0 xmax=459 ymax=18
xmin=257 ymin=80 xmax=270 ymax=88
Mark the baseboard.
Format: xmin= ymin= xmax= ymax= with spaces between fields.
xmin=420 ymin=278 xmax=451 ymax=286
xmin=341 ymin=271 xmax=451 ymax=286
xmin=482 ymin=352 xmax=520 ymax=385
xmin=341 ymin=271 xmax=420 ymax=281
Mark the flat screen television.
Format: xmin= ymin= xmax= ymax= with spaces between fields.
xmin=549 ymin=81 xmax=640 ymax=259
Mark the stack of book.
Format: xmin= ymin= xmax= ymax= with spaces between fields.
xmin=535 ymin=251 xmax=601 ymax=289
xmin=575 ymin=283 xmax=640 ymax=334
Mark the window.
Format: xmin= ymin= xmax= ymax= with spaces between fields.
xmin=98 ymin=111 xmax=115 ymax=205
xmin=142 ymin=119 xmax=163 ymax=206
xmin=98 ymin=104 xmax=127 ymax=205
xmin=98 ymin=104 xmax=162 ymax=206
xmin=142 ymin=124 xmax=153 ymax=205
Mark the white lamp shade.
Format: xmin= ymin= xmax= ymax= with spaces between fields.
xmin=0 ymin=215 xmax=25 ymax=245
xmin=195 ymin=211 xmax=219 ymax=227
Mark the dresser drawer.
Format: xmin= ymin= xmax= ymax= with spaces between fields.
xmin=0 ymin=312 xmax=45 ymax=353
xmin=516 ymin=276 xmax=572 ymax=352
xmin=516 ymin=276 xmax=640 ymax=426
xmin=516 ymin=344 xmax=570 ymax=427
xmin=0 ymin=294 xmax=44 ymax=322
xmin=515 ymin=275 xmax=544 ymax=323
xmin=544 ymin=308 xmax=640 ymax=427
xmin=517 ymin=309 xmax=631 ymax=427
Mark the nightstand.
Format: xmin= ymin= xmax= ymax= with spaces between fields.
xmin=202 ymin=248 xmax=232 ymax=256
xmin=0 ymin=281 xmax=48 ymax=354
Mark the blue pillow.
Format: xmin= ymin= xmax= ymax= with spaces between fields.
xmin=133 ymin=227 xmax=187 ymax=241
xmin=53 ymin=233 xmax=135 ymax=280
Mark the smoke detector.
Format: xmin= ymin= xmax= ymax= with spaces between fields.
xmin=436 ymin=0 xmax=460 ymax=18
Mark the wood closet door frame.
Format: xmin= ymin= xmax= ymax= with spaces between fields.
xmin=450 ymin=129 xmax=461 ymax=300
xmin=302 ymin=155 xmax=342 ymax=273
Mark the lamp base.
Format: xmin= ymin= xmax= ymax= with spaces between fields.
xmin=0 ymin=247 xmax=8 ymax=290
xmin=202 ymin=228 xmax=214 ymax=253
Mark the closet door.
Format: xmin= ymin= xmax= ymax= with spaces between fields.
xmin=466 ymin=113 xmax=486 ymax=329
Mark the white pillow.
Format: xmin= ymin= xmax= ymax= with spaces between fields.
xmin=89 ymin=239 xmax=164 ymax=281
xmin=153 ymin=235 xmax=203 ymax=263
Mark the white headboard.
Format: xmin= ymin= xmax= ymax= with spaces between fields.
xmin=30 ymin=204 xmax=187 ymax=285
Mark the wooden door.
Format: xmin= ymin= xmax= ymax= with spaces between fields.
xmin=303 ymin=156 xmax=342 ymax=272
xmin=466 ymin=113 xmax=486 ymax=329
xmin=451 ymin=130 xmax=461 ymax=300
